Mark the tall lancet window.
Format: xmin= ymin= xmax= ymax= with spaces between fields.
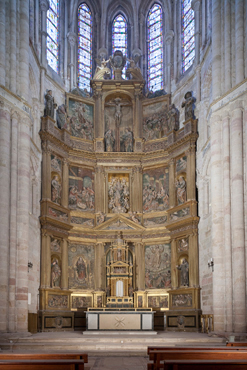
xmin=112 ymin=14 xmax=128 ymax=78
xmin=78 ymin=3 xmax=92 ymax=92
xmin=182 ymin=0 xmax=195 ymax=72
xmin=47 ymin=0 xmax=59 ymax=72
xmin=147 ymin=4 xmax=163 ymax=92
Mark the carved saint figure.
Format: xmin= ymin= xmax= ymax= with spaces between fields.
xmin=177 ymin=259 xmax=189 ymax=286
xmin=129 ymin=211 xmax=140 ymax=224
xmin=97 ymin=211 xmax=105 ymax=225
xmin=51 ymin=258 xmax=61 ymax=288
xmin=179 ymin=238 xmax=189 ymax=252
xmin=51 ymin=175 xmax=61 ymax=204
xmin=121 ymin=127 xmax=133 ymax=152
xmin=109 ymin=50 xmax=127 ymax=80
xmin=93 ymin=58 xmax=111 ymax=80
xmin=108 ymin=177 xmax=129 ymax=213
xmin=56 ymin=104 xmax=68 ymax=129
xmin=126 ymin=55 xmax=143 ymax=80
xmin=176 ymin=176 xmax=186 ymax=205
xmin=168 ymin=104 xmax=179 ymax=131
xmin=129 ymin=285 xmax=134 ymax=297
xmin=106 ymin=285 xmax=111 ymax=297
xmin=44 ymin=90 xmax=57 ymax=119
xmin=104 ymin=129 xmax=115 ymax=152
xmin=181 ymin=91 xmax=196 ymax=120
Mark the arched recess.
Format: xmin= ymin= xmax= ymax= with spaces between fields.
xmin=106 ymin=0 xmax=134 ymax=59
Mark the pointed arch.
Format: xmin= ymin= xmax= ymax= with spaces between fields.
xmin=112 ymin=13 xmax=128 ymax=78
xmin=78 ymin=3 xmax=93 ymax=91
xmin=147 ymin=3 xmax=163 ymax=91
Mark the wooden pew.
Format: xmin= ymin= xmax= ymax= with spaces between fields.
xmin=0 ymin=353 xmax=88 ymax=363
xmin=163 ymin=359 xmax=247 ymax=370
xmin=0 ymin=359 xmax=84 ymax=370
xmin=148 ymin=349 xmax=247 ymax=370
xmin=227 ymin=342 xmax=247 ymax=347
xmin=148 ymin=346 xmax=247 ymax=354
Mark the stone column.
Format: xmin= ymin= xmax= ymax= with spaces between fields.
xmin=211 ymin=0 xmax=221 ymax=100
xmin=61 ymin=159 xmax=69 ymax=207
xmin=0 ymin=101 xmax=11 ymax=332
xmin=42 ymin=147 xmax=51 ymax=200
xmin=95 ymin=242 xmax=105 ymax=290
xmin=169 ymin=159 xmax=176 ymax=208
xmin=189 ymin=232 xmax=199 ymax=287
xmin=224 ymin=0 xmax=231 ymax=92
xmin=40 ymin=231 xmax=51 ymax=288
xmin=222 ymin=112 xmax=233 ymax=332
xmin=0 ymin=0 xmax=6 ymax=85
xmin=61 ymin=239 xmax=68 ymax=289
xmin=134 ymin=89 xmax=142 ymax=138
xmin=10 ymin=0 xmax=17 ymax=94
xmin=8 ymin=111 xmax=19 ymax=332
xmin=235 ymin=0 xmax=244 ymax=84
xmin=201 ymin=0 xmax=206 ymax=46
xmin=94 ymin=91 xmax=103 ymax=138
xmin=171 ymin=239 xmax=178 ymax=288
xmin=135 ymin=242 xmax=145 ymax=290
xmin=16 ymin=114 xmax=31 ymax=332
xmin=95 ymin=166 xmax=105 ymax=212
xmin=186 ymin=145 xmax=196 ymax=201
xmin=19 ymin=0 xmax=30 ymax=101
xmin=165 ymin=31 xmax=174 ymax=94
xmin=210 ymin=113 xmax=224 ymax=331
xmin=67 ymin=32 xmax=77 ymax=91
xmin=40 ymin=0 xmax=49 ymax=66
xmin=230 ymin=102 xmax=246 ymax=332
xmin=191 ymin=0 xmax=201 ymax=65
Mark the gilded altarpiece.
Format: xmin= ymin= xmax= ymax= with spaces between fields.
xmin=39 ymin=75 xmax=199 ymax=331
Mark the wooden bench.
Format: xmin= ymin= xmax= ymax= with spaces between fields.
xmin=148 ymin=346 xmax=247 ymax=354
xmin=227 ymin=342 xmax=247 ymax=347
xmin=163 ymin=359 xmax=247 ymax=370
xmin=0 ymin=353 xmax=88 ymax=363
xmin=148 ymin=349 xmax=247 ymax=370
xmin=0 ymin=359 xmax=84 ymax=370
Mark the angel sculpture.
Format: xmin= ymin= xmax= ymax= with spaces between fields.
xmin=126 ymin=55 xmax=143 ymax=80
xmin=93 ymin=57 xmax=111 ymax=80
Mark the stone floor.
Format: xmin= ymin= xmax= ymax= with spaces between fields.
xmin=0 ymin=331 xmax=226 ymax=369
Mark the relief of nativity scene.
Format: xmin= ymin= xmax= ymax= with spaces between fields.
xmin=39 ymin=50 xmax=200 ymax=332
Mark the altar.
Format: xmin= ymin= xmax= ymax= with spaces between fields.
xmin=86 ymin=308 xmax=155 ymax=331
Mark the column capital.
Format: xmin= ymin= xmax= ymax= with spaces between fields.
xmin=40 ymin=0 xmax=49 ymax=12
xmin=165 ymin=30 xmax=174 ymax=45
xmin=67 ymin=32 xmax=77 ymax=47
xmin=191 ymin=0 xmax=201 ymax=11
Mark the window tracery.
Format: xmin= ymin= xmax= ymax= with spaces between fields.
xmin=147 ymin=3 xmax=163 ymax=92
xmin=78 ymin=3 xmax=92 ymax=91
xmin=182 ymin=0 xmax=195 ymax=72
xmin=47 ymin=0 xmax=59 ymax=72
xmin=112 ymin=14 xmax=128 ymax=78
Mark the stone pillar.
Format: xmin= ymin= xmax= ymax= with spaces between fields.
xmin=222 ymin=112 xmax=233 ymax=332
xmin=201 ymin=0 xmax=206 ymax=46
xmin=40 ymin=231 xmax=51 ymax=288
xmin=61 ymin=159 xmax=69 ymax=207
xmin=230 ymin=102 xmax=246 ymax=332
xmin=196 ymin=67 xmax=201 ymax=102
xmin=16 ymin=114 xmax=31 ymax=332
xmin=95 ymin=242 xmax=105 ymax=290
xmin=224 ymin=0 xmax=231 ymax=92
xmin=19 ymin=0 xmax=30 ymax=101
xmin=8 ymin=111 xmax=19 ymax=332
xmin=67 ymin=32 xmax=77 ymax=91
xmin=169 ymin=159 xmax=175 ymax=208
xmin=135 ymin=242 xmax=145 ymax=290
xmin=0 ymin=0 xmax=6 ymax=86
xmin=189 ymin=232 xmax=199 ymax=287
xmin=165 ymin=31 xmax=174 ymax=94
xmin=191 ymin=0 xmax=200 ymax=65
xmin=10 ymin=0 xmax=17 ymax=94
xmin=171 ymin=239 xmax=178 ymax=288
xmin=0 ymin=102 xmax=11 ymax=332
xmin=134 ymin=90 xmax=142 ymax=138
xmin=95 ymin=166 xmax=105 ymax=212
xmin=61 ymin=239 xmax=68 ymax=289
xmin=42 ymin=147 xmax=51 ymax=200
xmin=211 ymin=0 xmax=221 ymax=100
xmin=186 ymin=145 xmax=196 ymax=200
xmin=235 ymin=0 xmax=244 ymax=84
xmin=94 ymin=91 xmax=103 ymax=138
xmin=40 ymin=0 xmax=49 ymax=66
xmin=210 ymin=113 xmax=224 ymax=331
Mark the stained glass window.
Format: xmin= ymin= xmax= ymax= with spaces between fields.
xmin=47 ymin=0 xmax=59 ymax=72
xmin=182 ymin=0 xmax=195 ymax=72
xmin=147 ymin=4 xmax=163 ymax=92
xmin=112 ymin=14 xmax=127 ymax=78
xmin=78 ymin=3 xmax=92 ymax=92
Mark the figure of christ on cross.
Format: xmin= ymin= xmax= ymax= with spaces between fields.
xmin=106 ymin=98 xmax=131 ymax=151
